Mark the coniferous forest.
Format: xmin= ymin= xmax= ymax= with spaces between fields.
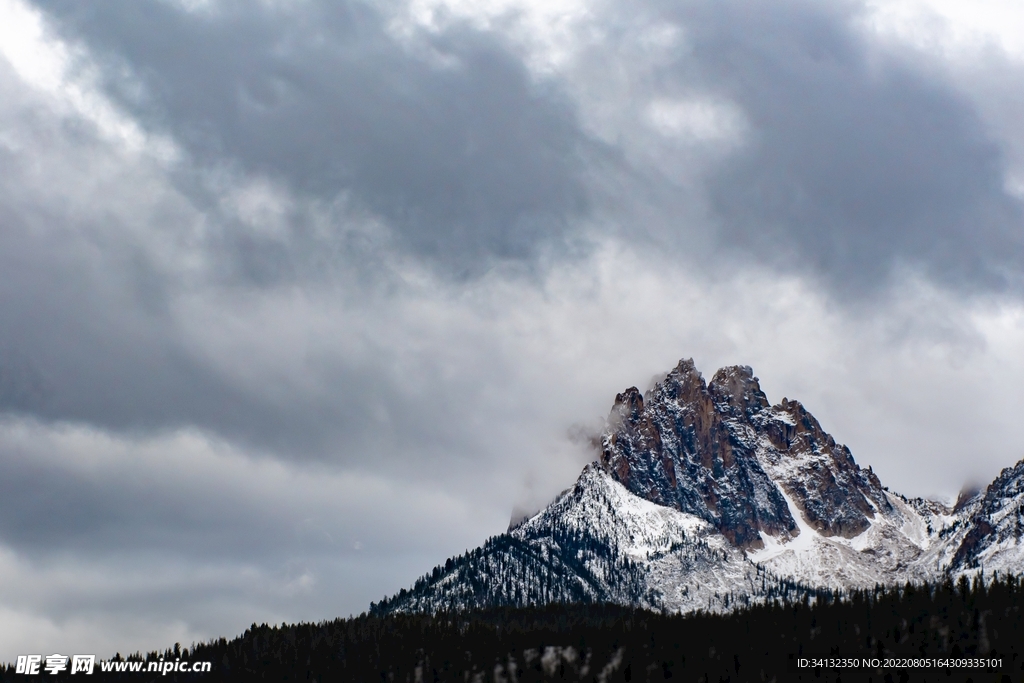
xmin=4 ymin=574 xmax=1024 ymax=682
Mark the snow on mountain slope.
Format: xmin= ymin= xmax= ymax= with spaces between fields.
xmin=373 ymin=464 xmax=814 ymax=615
xmin=744 ymin=404 xmax=946 ymax=588
xmin=515 ymin=464 xmax=800 ymax=613
xmin=747 ymin=486 xmax=943 ymax=588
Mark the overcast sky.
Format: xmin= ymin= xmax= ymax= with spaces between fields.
xmin=1 ymin=0 xmax=1023 ymax=662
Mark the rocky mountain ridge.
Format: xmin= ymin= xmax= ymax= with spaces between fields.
xmin=372 ymin=359 xmax=1024 ymax=616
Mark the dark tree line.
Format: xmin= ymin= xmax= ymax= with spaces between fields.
xmin=371 ymin=531 xmax=654 ymax=614
xmin=4 ymin=573 xmax=1024 ymax=682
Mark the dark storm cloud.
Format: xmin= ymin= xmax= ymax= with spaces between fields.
xmin=0 ymin=426 xmax=379 ymax=560
xmin=28 ymin=0 xmax=1024 ymax=295
xmin=0 ymin=442 xmax=257 ymax=557
xmin=0 ymin=420 xmax=478 ymax=645
xmin=5 ymin=0 xmax=1021 ymax=461
xmin=646 ymin=0 xmax=1024 ymax=293
xmin=0 ymin=66 xmax=480 ymax=464
xmin=0 ymin=187 xmax=281 ymax=450
xmin=0 ymin=231 xmax=479 ymax=461
xmin=31 ymin=0 xmax=591 ymax=277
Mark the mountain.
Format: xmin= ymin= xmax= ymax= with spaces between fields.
xmin=371 ymin=359 xmax=1024 ymax=616
xmin=949 ymin=459 xmax=1024 ymax=572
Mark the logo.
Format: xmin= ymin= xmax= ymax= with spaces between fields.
xmin=15 ymin=654 xmax=96 ymax=675
xmin=15 ymin=654 xmax=211 ymax=675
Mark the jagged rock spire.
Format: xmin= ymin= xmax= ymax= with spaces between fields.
xmin=600 ymin=359 xmax=889 ymax=547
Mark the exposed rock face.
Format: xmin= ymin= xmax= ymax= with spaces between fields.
xmin=756 ymin=397 xmax=892 ymax=538
xmin=951 ymin=460 xmax=1024 ymax=571
xmin=601 ymin=359 xmax=889 ymax=548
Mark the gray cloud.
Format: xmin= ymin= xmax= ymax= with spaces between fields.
xmin=0 ymin=420 xmax=478 ymax=658
xmin=6 ymin=0 xmax=1022 ymax=519
xmin=560 ymin=0 xmax=1024 ymax=295
xmin=33 ymin=0 xmax=592 ymax=278
xmin=695 ymin=1 xmax=1022 ymax=294
xmin=0 ymin=57 xmax=500 ymax=462
xmin=28 ymin=0 xmax=1024 ymax=294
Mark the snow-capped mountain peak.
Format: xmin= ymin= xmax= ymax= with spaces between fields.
xmin=372 ymin=359 xmax=1024 ymax=616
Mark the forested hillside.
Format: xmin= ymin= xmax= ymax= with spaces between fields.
xmin=4 ymin=574 xmax=1023 ymax=682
